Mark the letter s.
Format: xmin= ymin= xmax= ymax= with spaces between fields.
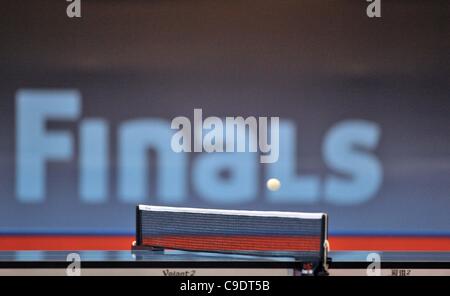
xmin=323 ymin=120 xmax=382 ymax=205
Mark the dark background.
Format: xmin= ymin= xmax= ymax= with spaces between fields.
xmin=0 ymin=0 xmax=449 ymax=235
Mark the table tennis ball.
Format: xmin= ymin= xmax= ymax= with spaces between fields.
xmin=266 ymin=178 xmax=281 ymax=191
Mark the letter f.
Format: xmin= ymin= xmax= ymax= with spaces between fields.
xmin=16 ymin=89 xmax=80 ymax=202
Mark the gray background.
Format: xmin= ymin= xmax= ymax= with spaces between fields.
xmin=0 ymin=0 xmax=449 ymax=235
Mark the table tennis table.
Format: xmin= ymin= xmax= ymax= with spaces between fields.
xmin=0 ymin=250 xmax=449 ymax=276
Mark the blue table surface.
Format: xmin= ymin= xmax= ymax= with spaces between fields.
xmin=0 ymin=250 xmax=449 ymax=262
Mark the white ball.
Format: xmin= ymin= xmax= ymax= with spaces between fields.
xmin=266 ymin=178 xmax=281 ymax=191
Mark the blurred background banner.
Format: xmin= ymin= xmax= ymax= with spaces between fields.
xmin=0 ymin=0 xmax=449 ymax=240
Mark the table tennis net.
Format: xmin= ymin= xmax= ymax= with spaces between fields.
xmin=135 ymin=205 xmax=328 ymax=260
